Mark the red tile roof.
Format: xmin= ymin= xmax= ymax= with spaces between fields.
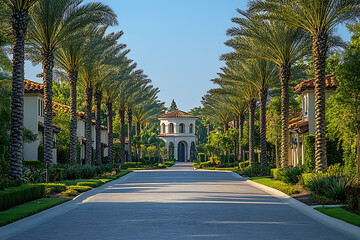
xmin=157 ymin=110 xmax=198 ymax=119
xmin=294 ymin=74 xmax=339 ymax=94
xmin=24 ymin=79 xmax=44 ymax=93
xmin=288 ymin=118 xmax=309 ymax=134
xmin=52 ymin=102 xmax=86 ymax=120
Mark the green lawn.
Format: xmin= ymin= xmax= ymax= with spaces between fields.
xmin=246 ymin=176 xmax=300 ymax=195
xmin=315 ymin=206 xmax=360 ymax=227
xmin=0 ymin=198 xmax=70 ymax=227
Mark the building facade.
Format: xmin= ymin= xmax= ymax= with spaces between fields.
xmin=288 ymin=74 xmax=339 ymax=166
xmin=24 ymin=79 xmax=108 ymax=164
xmin=158 ymin=110 xmax=197 ymax=161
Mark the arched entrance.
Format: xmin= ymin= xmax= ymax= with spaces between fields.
xmin=177 ymin=141 xmax=186 ymax=161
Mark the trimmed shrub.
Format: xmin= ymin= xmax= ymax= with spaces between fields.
xmin=271 ymin=168 xmax=279 ymax=179
xmin=303 ymin=134 xmax=315 ymax=172
xmin=23 ymin=160 xmax=43 ymax=169
xmin=345 ymin=184 xmax=360 ymax=212
xmin=0 ymin=184 xmax=45 ymax=211
xmin=77 ymin=181 xmax=101 ymax=188
xmin=164 ymin=161 xmax=175 ymax=167
xmin=62 ymin=189 xmax=79 ymax=197
xmin=278 ymin=167 xmax=302 ymax=184
xmin=239 ymin=165 xmax=271 ymax=177
xmin=300 ymin=173 xmax=314 ymax=186
xmin=198 ymin=153 xmax=206 ymax=163
xmin=66 ymin=185 xmax=92 ymax=193
xmin=38 ymin=183 xmax=66 ymax=194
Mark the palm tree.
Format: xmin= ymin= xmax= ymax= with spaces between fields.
xmin=249 ymin=0 xmax=360 ymax=171
xmin=56 ymin=26 xmax=107 ymax=165
xmin=79 ymin=31 xmax=122 ymax=165
xmin=3 ymin=0 xmax=38 ymax=179
xmin=223 ymin=9 xmax=310 ymax=168
xmin=219 ymin=59 xmax=277 ymax=167
xmin=27 ymin=0 xmax=117 ymax=167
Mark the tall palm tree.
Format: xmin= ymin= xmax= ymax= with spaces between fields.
xmin=249 ymin=0 xmax=360 ymax=172
xmin=27 ymin=0 xmax=117 ymax=167
xmin=223 ymin=9 xmax=310 ymax=168
xmin=3 ymin=0 xmax=38 ymax=179
xmin=79 ymin=31 xmax=122 ymax=165
xmin=56 ymin=26 xmax=109 ymax=165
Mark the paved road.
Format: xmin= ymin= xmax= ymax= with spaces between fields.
xmin=0 ymin=163 xmax=355 ymax=239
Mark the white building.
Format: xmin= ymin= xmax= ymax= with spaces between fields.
xmin=288 ymin=74 xmax=339 ymax=166
xmin=24 ymin=79 xmax=60 ymax=163
xmin=157 ymin=110 xmax=197 ymax=161
xmin=24 ymin=79 xmax=108 ymax=164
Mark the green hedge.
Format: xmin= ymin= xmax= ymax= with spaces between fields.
xmin=50 ymin=168 xmax=65 ymax=181
xmin=198 ymin=153 xmax=206 ymax=162
xmin=0 ymin=184 xmax=45 ymax=211
xmin=66 ymin=185 xmax=92 ymax=193
xmin=271 ymin=168 xmax=279 ymax=179
xmin=303 ymin=134 xmax=315 ymax=172
xmin=23 ymin=160 xmax=43 ymax=169
xmin=77 ymin=181 xmax=100 ymax=188
xmin=38 ymin=183 xmax=66 ymax=194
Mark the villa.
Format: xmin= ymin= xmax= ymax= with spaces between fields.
xmin=288 ymin=74 xmax=339 ymax=166
xmin=157 ymin=110 xmax=197 ymax=161
xmin=23 ymin=79 xmax=108 ymax=164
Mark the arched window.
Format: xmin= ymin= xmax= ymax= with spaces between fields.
xmin=179 ymin=123 xmax=185 ymax=133
xmin=189 ymin=124 xmax=193 ymax=133
xmin=162 ymin=123 xmax=166 ymax=133
xmin=169 ymin=123 xmax=174 ymax=133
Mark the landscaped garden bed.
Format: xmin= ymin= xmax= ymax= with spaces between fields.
xmin=0 ymin=163 xmax=133 ymax=226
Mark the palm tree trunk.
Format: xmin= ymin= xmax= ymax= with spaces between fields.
xmin=8 ymin=8 xmax=29 ymax=180
xmin=239 ymin=113 xmax=245 ymax=168
xmin=119 ymin=108 xmax=126 ymax=163
xmin=85 ymin=86 xmax=93 ymax=165
xmin=94 ymin=90 xmax=102 ymax=165
xmin=280 ymin=63 xmax=291 ymax=169
xmin=127 ymin=108 xmax=133 ymax=162
xmin=312 ymin=33 xmax=328 ymax=173
xmin=136 ymin=122 xmax=141 ymax=136
xmin=275 ymin=138 xmax=279 ymax=168
xmin=259 ymin=88 xmax=268 ymax=167
xmin=42 ymin=51 xmax=54 ymax=168
xmin=136 ymin=121 xmax=140 ymax=160
xmin=249 ymin=99 xmax=256 ymax=166
xmin=106 ymin=101 xmax=114 ymax=164
xmin=69 ymin=70 xmax=78 ymax=166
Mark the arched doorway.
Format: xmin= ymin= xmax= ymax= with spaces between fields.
xmin=177 ymin=141 xmax=186 ymax=161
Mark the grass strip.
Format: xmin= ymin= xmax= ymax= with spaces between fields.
xmin=0 ymin=198 xmax=70 ymax=227
xmin=245 ymin=176 xmax=299 ymax=195
xmin=315 ymin=206 xmax=360 ymax=227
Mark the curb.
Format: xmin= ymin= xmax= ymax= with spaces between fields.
xmin=246 ymin=178 xmax=360 ymax=240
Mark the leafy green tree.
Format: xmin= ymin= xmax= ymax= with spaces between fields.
xmin=249 ymin=0 xmax=360 ymax=172
xmin=168 ymin=99 xmax=178 ymax=112
xmin=329 ymin=24 xmax=360 ymax=177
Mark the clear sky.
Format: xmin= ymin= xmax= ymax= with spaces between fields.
xmin=25 ymin=0 xmax=351 ymax=112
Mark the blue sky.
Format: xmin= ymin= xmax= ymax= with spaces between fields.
xmin=25 ymin=0 xmax=351 ymax=112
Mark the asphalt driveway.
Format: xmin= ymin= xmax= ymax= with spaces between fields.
xmin=0 ymin=163 xmax=357 ymax=239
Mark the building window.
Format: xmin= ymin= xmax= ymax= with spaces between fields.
xmin=302 ymin=95 xmax=308 ymax=120
xmin=169 ymin=123 xmax=174 ymax=133
xmin=162 ymin=123 xmax=166 ymax=134
xmin=189 ymin=124 xmax=193 ymax=133
xmin=38 ymin=99 xmax=44 ymax=117
xmin=179 ymin=123 xmax=185 ymax=133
